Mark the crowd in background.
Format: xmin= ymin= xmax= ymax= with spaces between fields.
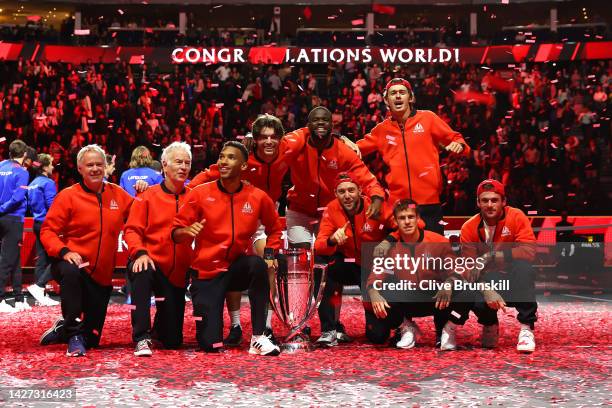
xmin=0 ymin=56 xmax=609 ymax=215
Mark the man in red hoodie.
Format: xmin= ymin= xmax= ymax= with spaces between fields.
xmin=357 ymin=78 xmax=470 ymax=234
xmin=39 ymin=144 xmax=133 ymax=357
xmin=365 ymin=199 xmax=471 ymax=350
xmin=460 ymin=179 xmax=538 ymax=353
xmin=285 ymin=106 xmax=385 ymax=247
xmin=123 ymin=142 xmax=193 ymax=356
xmin=173 ymin=141 xmax=283 ymax=356
xmin=313 ymin=173 xmax=396 ymax=346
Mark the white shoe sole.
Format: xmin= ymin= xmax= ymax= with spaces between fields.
xmin=134 ymin=350 xmax=153 ymax=357
xmin=248 ymin=347 xmax=280 ymax=356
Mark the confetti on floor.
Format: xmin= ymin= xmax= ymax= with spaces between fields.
xmin=0 ymin=296 xmax=609 ymax=406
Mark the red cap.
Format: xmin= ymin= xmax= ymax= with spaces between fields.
xmin=383 ymin=78 xmax=412 ymax=97
xmin=477 ymin=179 xmax=505 ymax=198
xmin=334 ymin=172 xmax=358 ymax=190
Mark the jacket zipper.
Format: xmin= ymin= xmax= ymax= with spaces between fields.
xmin=91 ymin=193 xmax=103 ymax=275
xmin=400 ymin=124 xmax=413 ymax=199
xmin=350 ymin=216 xmax=358 ymax=257
xmin=266 ymin=163 xmax=271 ymax=192
xmin=170 ymin=194 xmax=178 ymax=274
xmin=316 ymin=159 xmax=321 ymax=209
xmin=226 ymin=194 xmax=235 ymax=259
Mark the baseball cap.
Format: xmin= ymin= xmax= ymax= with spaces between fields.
xmin=383 ymin=78 xmax=412 ymax=98
xmin=334 ymin=172 xmax=358 ymax=190
xmin=477 ymin=179 xmax=505 ymax=198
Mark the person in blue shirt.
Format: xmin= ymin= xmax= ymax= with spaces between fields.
xmin=0 ymin=140 xmax=31 ymax=313
xmin=26 ymin=153 xmax=60 ymax=307
xmin=119 ymin=146 xmax=163 ymax=197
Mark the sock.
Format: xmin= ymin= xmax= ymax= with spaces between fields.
xmin=230 ymin=310 xmax=241 ymax=327
xmin=266 ymin=309 xmax=273 ymax=328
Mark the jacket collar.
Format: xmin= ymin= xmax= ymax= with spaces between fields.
xmin=216 ymin=179 xmax=244 ymax=194
xmin=160 ymin=180 xmax=187 ymax=195
xmin=80 ymin=180 xmax=105 ymax=195
xmin=399 ymin=228 xmax=425 ymax=244
xmin=477 ymin=207 xmax=508 ymax=242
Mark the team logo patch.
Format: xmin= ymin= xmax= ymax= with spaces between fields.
xmin=501 ymin=226 xmax=511 ymax=237
xmin=110 ymin=199 xmax=119 ymax=210
xmin=362 ymin=223 xmax=373 ymax=232
xmin=242 ymin=202 xmax=253 ymax=214
xmin=328 ymin=159 xmax=338 ymax=170
xmin=413 ymin=123 xmax=425 ymax=133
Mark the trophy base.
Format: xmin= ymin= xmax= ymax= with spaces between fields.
xmin=280 ymin=341 xmax=315 ymax=353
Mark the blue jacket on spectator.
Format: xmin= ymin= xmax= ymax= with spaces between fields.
xmin=119 ymin=167 xmax=163 ymax=197
xmin=28 ymin=175 xmax=57 ymax=222
xmin=0 ymin=159 xmax=29 ymax=220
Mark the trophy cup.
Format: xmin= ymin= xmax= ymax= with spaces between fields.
xmin=270 ymin=248 xmax=326 ymax=352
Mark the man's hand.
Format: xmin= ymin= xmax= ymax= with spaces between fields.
xmin=445 ymin=141 xmax=464 ymax=154
xmin=433 ymin=283 xmax=453 ymax=309
xmin=265 ymin=258 xmax=278 ymax=272
xmin=368 ymin=289 xmax=390 ymax=319
xmin=340 ymin=135 xmax=361 ymax=158
xmin=242 ymin=132 xmax=254 ymax=151
xmin=134 ymin=179 xmax=149 ymax=193
xmin=330 ymin=222 xmax=350 ymax=246
xmin=483 ymin=289 xmax=506 ymax=311
xmin=132 ymin=254 xmax=156 ymax=273
xmin=63 ymin=251 xmax=83 ymax=266
xmin=173 ymin=219 xmax=206 ymax=243
xmin=373 ymin=240 xmax=392 ymax=257
xmin=365 ymin=197 xmax=383 ymax=219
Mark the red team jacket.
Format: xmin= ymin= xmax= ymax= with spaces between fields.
xmin=188 ymin=133 xmax=306 ymax=202
xmin=357 ymin=110 xmax=470 ymax=205
xmin=172 ymin=180 xmax=282 ymax=280
xmin=286 ymin=127 xmax=385 ymax=217
xmin=315 ymin=196 xmax=395 ymax=266
xmin=367 ymin=229 xmax=455 ymax=288
xmin=460 ymin=206 xmax=536 ymax=261
xmin=41 ymin=182 xmax=133 ymax=286
xmin=124 ymin=183 xmax=193 ymax=288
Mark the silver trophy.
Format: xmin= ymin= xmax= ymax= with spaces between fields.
xmin=270 ymin=248 xmax=326 ymax=352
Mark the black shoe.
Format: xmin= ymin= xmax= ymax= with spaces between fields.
xmin=223 ymin=324 xmax=243 ymax=347
xmin=40 ymin=318 xmax=66 ymax=345
xmin=263 ymin=327 xmax=279 ymax=346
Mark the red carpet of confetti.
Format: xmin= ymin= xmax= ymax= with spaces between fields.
xmin=0 ymin=296 xmax=610 ymax=407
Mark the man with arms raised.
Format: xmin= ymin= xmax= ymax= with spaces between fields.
xmin=124 ymin=142 xmax=194 ymax=356
xmin=357 ymin=78 xmax=470 ymax=233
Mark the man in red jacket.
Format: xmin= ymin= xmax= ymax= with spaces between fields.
xmin=314 ymin=173 xmax=395 ymax=346
xmin=39 ymin=144 xmax=133 ymax=357
xmin=286 ymin=106 xmax=385 ymax=248
xmin=366 ymin=199 xmax=471 ymax=350
xmin=357 ymin=78 xmax=470 ymax=234
xmin=189 ymin=114 xmax=301 ymax=346
xmin=173 ymin=141 xmax=283 ymax=356
xmin=124 ymin=142 xmax=194 ymax=356
xmin=460 ymin=179 xmax=538 ymax=353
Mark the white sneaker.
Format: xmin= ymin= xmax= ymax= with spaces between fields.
xmin=134 ymin=339 xmax=153 ymax=357
xmin=440 ymin=321 xmax=457 ymax=351
xmin=27 ymin=284 xmax=47 ymax=305
xmin=482 ymin=324 xmax=499 ymax=349
xmin=40 ymin=295 xmax=60 ymax=307
xmin=316 ymin=330 xmax=338 ymax=347
xmin=517 ymin=326 xmax=535 ymax=353
xmin=0 ymin=300 xmax=15 ymax=313
xmin=249 ymin=334 xmax=281 ymax=356
xmin=14 ymin=300 xmax=32 ymax=312
xmin=396 ymin=320 xmax=420 ymax=349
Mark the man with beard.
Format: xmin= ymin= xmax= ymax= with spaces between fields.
xmin=189 ymin=114 xmax=302 ymax=347
xmin=173 ymin=141 xmax=283 ymax=355
xmin=285 ymin=106 xmax=385 ymax=248
xmin=357 ymin=78 xmax=470 ymax=234
xmin=460 ymin=179 xmax=537 ymax=352
xmin=39 ymin=145 xmax=133 ymax=357
xmin=124 ymin=142 xmax=194 ymax=356
xmin=313 ymin=173 xmax=395 ymax=346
